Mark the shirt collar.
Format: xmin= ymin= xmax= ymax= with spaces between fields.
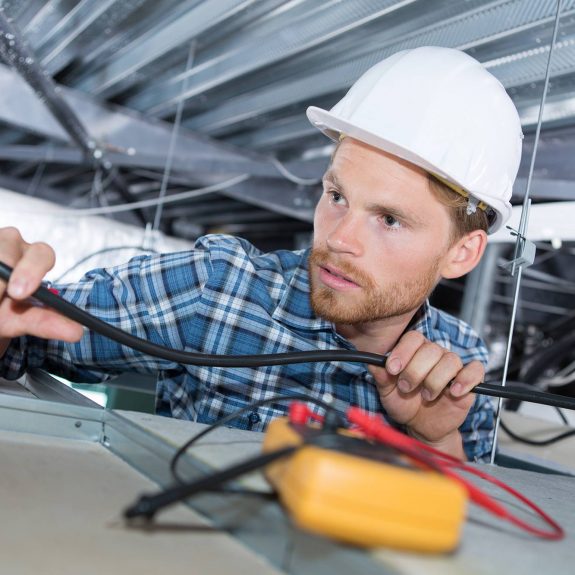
xmin=406 ymin=299 xmax=433 ymax=339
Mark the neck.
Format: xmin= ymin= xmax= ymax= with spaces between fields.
xmin=336 ymin=310 xmax=417 ymax=355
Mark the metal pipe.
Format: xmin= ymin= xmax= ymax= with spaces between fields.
xmin=0 ymin=9 xmax=96 ymax=157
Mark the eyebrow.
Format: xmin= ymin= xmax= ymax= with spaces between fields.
xmin=322 ymin=169 xmax=340 ymax=187
xmin=322 ymin=169 xmax=424 ymax=227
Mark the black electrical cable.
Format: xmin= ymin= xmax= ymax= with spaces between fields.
xmin=170 ymin=393 xmax=336 ymax=484
xmin=124 ymin=444 xmax=300 ymax=521
xmin=556 ymin=408 xmax=569 ymax=425
xmin=500 ymin=419 xmax=575 ymax=446
xmin=473 ymin=381 xmax=575 ymax=410
xmin=2 ymin=260 xmax=575 ymax=411
xmin=129 ymin=394 xmax=341 ymax=520
xmin=0 ymin=261 xmax=387 ymax=369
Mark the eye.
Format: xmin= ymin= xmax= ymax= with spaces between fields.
xmin=382 ymin=214 xmax=401 ymax=229
xmin=328 ymin=190 xmax=346 ymax=205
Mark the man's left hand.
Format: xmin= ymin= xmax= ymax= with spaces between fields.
xmin=369 ymin=331 xmax=484 ymax=460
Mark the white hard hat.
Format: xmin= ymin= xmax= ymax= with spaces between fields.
xmin=307 ymin=46 xmax=523 ymax=233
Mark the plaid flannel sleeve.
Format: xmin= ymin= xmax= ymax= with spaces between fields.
xmin=0 ymin=242 xmax=216 ymax=383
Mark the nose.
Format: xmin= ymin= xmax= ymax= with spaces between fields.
xmin=326 ymin=212 xmax=364 ymax=256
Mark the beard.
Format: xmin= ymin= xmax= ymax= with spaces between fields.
xmin=308 ymin=247 xmax=441 ymax=325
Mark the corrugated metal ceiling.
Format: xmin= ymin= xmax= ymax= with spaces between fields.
xmin=0 ymin=0 xmax=573 ymax=248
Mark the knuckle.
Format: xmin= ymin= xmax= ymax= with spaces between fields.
xmin=421 ymin=340 xmax=443 ymax=358
xmin=0 ymin=227 xmax=26 ymax=266
xmin=406 ymin=331 xmax=426 ymax=346
xmin=445 ymin=351 xmax=463 ymax=370
xmin=33 ymin=242 xmax=56 ymax=265
xmin=469 ymin=360 xmax=485 ymax=376
xmin=0 ymin=227 xmax=23 ymax=242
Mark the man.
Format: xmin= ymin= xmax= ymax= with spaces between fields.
xmin=0 ymin=47 xmax=522 ymax=461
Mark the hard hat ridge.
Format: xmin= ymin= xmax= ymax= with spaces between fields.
xmin=307 ymin=46 xmax=523 ymax=233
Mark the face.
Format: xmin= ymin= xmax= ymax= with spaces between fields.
xmin=310 ymin=138 xmax=455 ymax=326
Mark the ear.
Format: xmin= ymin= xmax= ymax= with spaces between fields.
xmin=440 ymin=229 xmax=488 ymax=279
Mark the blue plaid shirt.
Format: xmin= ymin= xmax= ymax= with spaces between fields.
xmin=2 ymin=234 xmax=493 ymax=460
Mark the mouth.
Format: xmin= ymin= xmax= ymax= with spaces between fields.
xmin=318 ymin=264 xmax=360 ymax=290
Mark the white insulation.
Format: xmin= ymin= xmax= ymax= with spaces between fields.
xmin=0 ymin=189 xmax=194 ymax=282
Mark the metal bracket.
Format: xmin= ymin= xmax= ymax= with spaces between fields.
xmin=499 ymin=226 xmax=536 ymax=276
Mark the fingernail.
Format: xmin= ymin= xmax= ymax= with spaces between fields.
xmin=421 ymin=388 xmax=432 ymax=402
xmin=398 ymin=379 xmax=411 ymax=393
xmin=8 ymin=278 xmax=27 ymax=298
xmin=387 ymin=357 xmax=402 ymax=375
xmin=451 ymin=382 xmax=463 ymax=397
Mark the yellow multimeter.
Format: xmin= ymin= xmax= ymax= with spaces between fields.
xmin=262 ymin=417 xmax=468 ymax=553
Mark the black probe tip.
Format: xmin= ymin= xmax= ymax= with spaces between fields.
xmin=123 ymin=495 xmax=158 ymax=521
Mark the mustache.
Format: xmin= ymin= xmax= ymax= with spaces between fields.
xmin=309 ymin=248 xmax=375 ymax=288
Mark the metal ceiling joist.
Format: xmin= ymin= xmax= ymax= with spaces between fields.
xmin=45 ymin=0 xmax=187 ymax=81
xmin=0 ymin=62 xmax=290 ymax=178
xmin=124 ymin=0 xmax=470 ymax=118
xmin=217 ymin=178 xmax=319 ymax=222
xmin=128 ymin=0 xmax=418 ymax=116
xmin=25 ymin=0 xmax=118 ymax=58
xmin=186 ymin=0 xmax=575 ymax=135
xmin=513 ymin=178 xmax=575 ymax=200
xmin=32 ymin=0 xmax=149 ymax=75
xmin=0 ymin=172 xmax=71 ymax=204
xmin=0 ymin=10 xmax=97 ymax=157
xmin=227 ymin=116 xmax=325 ymax=150
xmin=485 ymin=29 xmax=575 ymax=88
xmin=75 ymin=0 xmax=258 ymax=97
xmin=520 ymin=90 xmax=575 ymax=127
xmin=62 ymin=0 xmax=286 ymax=89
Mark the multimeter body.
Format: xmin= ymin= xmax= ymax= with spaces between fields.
xmin=263 ymin=417 xmax=468 ymax=553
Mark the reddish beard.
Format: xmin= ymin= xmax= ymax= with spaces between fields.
xmin=308 ymin=247 xmax=440 ymax=324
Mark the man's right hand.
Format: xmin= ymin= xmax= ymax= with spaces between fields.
xmin=0 ymin=227 xmax=83 ymax=358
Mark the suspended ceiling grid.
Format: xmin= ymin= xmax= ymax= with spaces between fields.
xmin=0 ymin=0 xmax=574 ymax=246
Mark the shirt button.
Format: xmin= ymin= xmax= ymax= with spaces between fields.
xmin=247 ymin=412 xmax=261 ymax=425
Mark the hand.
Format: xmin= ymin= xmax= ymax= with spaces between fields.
xmin=369 ymin=331 xmax=484 ymax=459
xmin=0 ymin=227 xmax=83 ymax=357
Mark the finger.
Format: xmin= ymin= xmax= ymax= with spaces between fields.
xmin=450 ymin=360 xmax=485 ymax=397
xmin=385 ymin=331 xmax=427 ymax=377
xmin=368 ymin=362 xmax=397 ymax=398
xmin=1 ymin=302 xmax=83 ymax=342
xmin=0 ymin=227 xmax=26 ymax=300
xmin=420 ymin=351 xmax=463 ymax=401
xmin=7 ymin=241 xmax=56 ymax=300
xmin=394 ymin=340 xmax=446 ymax=395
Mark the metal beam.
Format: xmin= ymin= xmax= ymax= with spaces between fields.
xmin=513 ymin=178 xmax=575 ymax=200
xmin=217 ymin=178 xmax=320 ymax=222
xmin=35 ymin=0 xmax=147 ymax=75
xmin=185 ymin=0 xmax=575 ymax=135
xmin=0 ymin=12 xmax=150 ymax=223
xmin=0 ymin=62 xmax=292 ymax=179
xmin=129 ymin=0 xmax=416 ymax=115
xmin=0 ymin=11 xmax=97 ymax=157
xmin=226 ymin=116 xmax=325 ymax=150
xmin=0 ymin=172 xmax=71 ymax=204
xmin=75 ymin=0 xmax=258 ymax=97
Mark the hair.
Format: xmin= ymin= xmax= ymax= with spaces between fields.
xmin=427 ymin=175 xmax=489 ymax=243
